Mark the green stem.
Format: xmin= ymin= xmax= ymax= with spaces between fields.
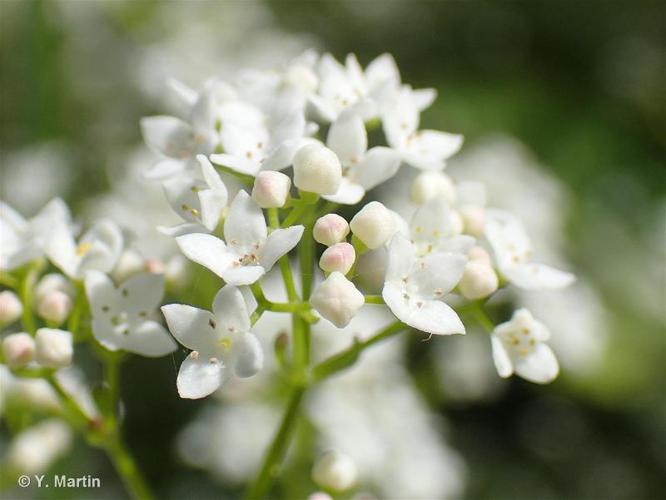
xmin=104 ymin=435 xmax=155 ymax=500
xmin=268 ymin=208 xmax=299 ymax=302
xmin=473 ymin=304 xmax=495 ymax=333
xmin=0 ymin=272 xmax=18 ymax=289
xmin=364 ymin=295 xmax=384 ymax=305
xmin=20 ymin=261 xmax=43 ymax=334
xmin=67 ymin=280 xmax=87 ymax=339
xmin=244 ymin=387 xmax=305 ymax=500
xmin=282 ymin=203 xmax=309 ymax=227
xmin=211 ymin=163 xmax=255 ymax=185
xmin=265 ymin=302 xmax=310 ymax=313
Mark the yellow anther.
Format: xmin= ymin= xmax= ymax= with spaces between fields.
xmin=76 ymin=242 xmax=92 ymax=256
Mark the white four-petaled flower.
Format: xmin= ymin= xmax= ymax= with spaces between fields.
xmin=161 ymin=285 xmax=263 ymax=399
xmin=85 ymin=271 xmax=177 ymax=356
xmin=176 ymin=191 xmax=303 ymax=285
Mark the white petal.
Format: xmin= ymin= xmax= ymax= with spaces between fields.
xmin=238 ymin=286 xmax=258 ymax=315
xmin=402 ymin=130 xmax=464 ymax=170
xmin=456 ymin=181 xmax=487 ymax=207
xmin=504 ymin=263 xmax=576 ymax=290
xmin=258 ymin=225 xmax=304 ymax=271
xmin=143 ymin=159 xmax=186 ymax=180
xmin=221 ymin=265 xmax=266 ymax=286
xmin=514 ymin=343 xmax=559 ymax=384
xmin=45 ymin=224 xmax=78 ymax=277
xmin=141 ymin=116 xmax=193 ymax=158
xmin=209 ymin=153 xmax=261 ymax=176
xmin=224 ymin=191 xmax=267 ymax=250
xmin=410 ymin=251 xmax=467 ymax=297
xmin=77 ymin=220 xmax=124 ymax=276
xmin=167 ymin=78 xmax=198 ymax=107
xmin=365 ymin=53 xmax=400 ymax=89
xmin=157 ymin=223 xmax=208 ymax=237
xmin=177 ymin=354 xmax=224 ymax=399
xmin=327 ymin=111 xmax=367 ymax=163
xmin=382 ymin=282 xmax=465 ymax=335
xmin=411 ymin=198 xmax=456 ymax=239
xmin=212 ymin=285 xmax=250 ymax=333
xmin=119 ymin=272 xmax=164 ymax=314
xmin=198 ymin=189 xmax=226 ymax=231
xmin=484 ymin=209 xmax=531 ymax=266
xmin=163 ymin=174 xmax=204 ymax=224
xmin=271 ymin=111 xmax=306 ymax=145
xmin=233 ymin=333 xmax=263 ymax=377
xmin=322 ymin=178 xmax=365 ymax=205
xmin=121 ymin=321 xmax=177 ymax=357
xmin=197 ymin=154 xmax=227 ymax=192
xmin=85 ymin=271 xmax=118 ymax=314
xmin=176 ymin=233 xmax=234 ymax=279
xmin=350 ymin=146 xmax=401 ymax=191
xmin=412 ymin=88 xmax=437 ymax=111
xmin=491 ymin=335 xmax=514 ymax=378
xmin=385 ymin=234 xmax=416 ymax=281
xmin=161 ymin=304 xmax=220 ymax=352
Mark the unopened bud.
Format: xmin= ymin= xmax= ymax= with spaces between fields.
xmin=112 ymin=249 xmax=146 ymax=283
xmin=145 ymin=258 xmax=166 ymax=275
xmin=293 ymin=144 xmax=342 ymax=195
xmin=0 ymin=290 xmax=22 ymax=327
xmin=313 ymin=213 xmax=350 ymax=246
xmin=410 ymin=171 xmax=456 ymax=205
xmin=35 ymin=274 xmax=74 ymax=303
xmin=310 ymin=273 xmax=364 ymax=328
xmin=2 ymin=333 xmax=35 ymax=368
xmin=37 ymin=291 xmax=72 ymax=326
xmin=468 ymin=246 xmax=491 ymax=264
xmin=311 ymin=450 xmax=358 ymax=492
xmin=460 ymin=206 xmax=485 ymax=237
xmin=35 ymin=328 xmax=73 ymax=369
xmin=449 ymin=210 xmax=464 ymax=235
xmin=252 ymin=171 xmax=292 ymax=208
xmin=319 ymin=243 xmax=355 ymax=275
xmin=350 ymin=201 xmax=395 ymax=249
xmin=7 ymin=419 xmax=72 ymax=474
xmin=459 ymin=261 xmax=498 ymax=300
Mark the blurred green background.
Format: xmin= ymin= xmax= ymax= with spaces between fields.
xmin=1 ymin=1 xmax=664 ymax=499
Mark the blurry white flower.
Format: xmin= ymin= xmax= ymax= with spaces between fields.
xmin=34 ymin=273 xmax=74 ymax=303
xmin=491 ymin=308 xmax=559 ymax=384
xmin=292 ymin=143 xmax=342 ymax=195
xmin=85 ymin=271 xmax=176 ymax=357
xmin=455 ymin=181 xmax=487 ymax=237
xmin=312 ymin=450 xmax=358 ymax=492
xmin=111 ymin=249 xmax=147 ymax=283
xmin=34 ymin=328 xmax=73 ymax=369
xmin=322 ymin=111 xmax=400 ymax=205
xmin=162 ymin=285 xmax=263 ymax=399
xmin=7 ymin=419 xmax=72 ymax=475
xmin=0 ymin=290 xmax=22 ymax=328
xmin=46 ymin=219 xmax=124 ymax=279
xmin=408 ymin=198 xmax=475 ymax=257
xmin=382 ymin=234 xmax=466 ymax=336
xmin=176 ymin=191 xmax=303 ymax=285
xmin=311 ymin=272 xmax=365 ymax=328
xmin=484 ymin=209 xmax=575 ymax=290
xmin=319 ymin=242 xmax=356 ymax=275
xmin=313 ymin=213 xmax=350 ymax=246
xmin=410 ymin=170 xmax=457 ymax=205
xmin=383 ymin=87 xmax=463 ymax=170
xmin=2 ymin=333 xmax=35 ymax=368
xmin=252 ymin=171 xmax=292 ymax=208
xmin=0 ymin=198 xmax=71 ymax=271
xmin=350 ymin=201 xmax=395 ymax=249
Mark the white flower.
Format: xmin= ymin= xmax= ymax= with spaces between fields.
xmin=311 ymin=450 xmax=358 ymax=492
xmin=382 ymin=234 xmax=467 ymax=335
xmin=34 ymin=328 xmax=73 ymax=369
xmin=408 ymin=198 xmax=476 ymax=257
xmin=0 ymin=198 xmax=71 ymax=271
xmin=7 ymin=419 xmax=72 ymax=475
xmin=161 ymin=285 xmax=263 ymax=399
xmin=319 ymin=243 xmax=355 ymax=275
xmin=85 ymin=271 xmax=177 ymax=357
xmin=410 ymin=171 xmax=457 ymax=205
xmin=484 ymin=209 xmax=575 ymax=290
xmin=321 ymin=111 xmax=401 ymax=204
xmin=176 ymin=191 xmax=303 ymax=285
xmin=46 ymin=219 xmax=124 ymax=279
xmin=313 ymin=213 xmax=350 ymax=246
xmin=292 ymin=143 xmax=342 ymax=195
xmin=455 ymin=181 xmax=487 ymax=237
xmin=310 ymin=272 xmax=365 ymax=328
xmin=2 ymin=333 xmax=35 ymax=368
xmin=0 ymin=290 xmax=22 ymax=327
xmin=350 ymin=201 xmax=395 ymax=249
xmin=159 ymin=155 xmax=228 ymax=235
xmin=252 ymin=171 xmax=292 ymax=208
xmin=458 ymin=260 xmax=499 ymax=300
xmin=490 ymin=308 xmax=559 ymax=384
xmin=383 ymin=87 xmax=463 ymax=170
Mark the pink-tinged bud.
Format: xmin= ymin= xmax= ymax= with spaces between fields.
xmin=350 ymin=202 xmax=395 ymax=249
xmin=410 ymin=171 xmax=456 ymax=205
xmin=460 ymin=206 xmax=485 ymax=237
xmin=37 ymin=290 xmax=73 ymax=326
xmin=293 ymin=144 xmax=342 ymax=195
xmin=252 ymin=171 xmax=292 ymax=208
xmin=311 ymin=450 xmax=358 ymax=492
xmin=35 ymin=328 xmax=73 ymax=369
xmin=35 ymin=274 xmax=73 ymax=303
xmin=468 ymin=246 xmax=491 ymax=264
xmin=319 ymin=242 xmax=355 ymax=274
xmin=459 ymin=260 xmax=498 ymax=300
xmin=2 ymin=333 xmax=35 ymax=368
xmin=313 ymin=213 xmax=350 ymax=246
xmin=310 ymin=273 xmax=364 ymax=328
xmin=0 ymin=290 xmax=22 ymax=327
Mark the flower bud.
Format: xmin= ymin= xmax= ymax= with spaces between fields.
xmin=468 ymin=245 xmax=491 ymax=264
xmin=458 ymin=260 xmax=499 ymax=300
xmin=285 ymin=64 xmax=319 ymax=93
xmin=2 ymin=333 xmax=35 ymax=368
xmin=449 ymin=209 xmax=464 ymax=235
xmin=252 ymin=171 xmax=292 ymax=208
xmin=112 ymin=249 xmax=146 ymax=283
xmin=350 ymin=201 xmax=395 ymax=249
xmin=310 ymin=273 xmax=364 ymax=328
xmin=460 ymin=206 xmax=485 ymax=237
xmin=35 ymin=274 xmax=74 ymax=303
xmin=311 ymin=450 xmax=358 ymax=492
xmin=0 ymin=290 xmax=22 ymax=327
xmin=37 ymin=290 xmax=73 ymax=326
xmin=313 ymin=213 xmax=350 ymax=246
xmin=7 ymin=419 xmax=72 ymax=474
xmin=410 ymin=171 xmax=456 ymax=205
xmin=145 ymin=258 xmax=165 ymax=275
xmin=35 ymin=328 xmax=73 ymax=369
xmin=319 ymin=243 xmax=355 ymax=275
xmin=293 ymin=144 xmax=342 ymax=195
